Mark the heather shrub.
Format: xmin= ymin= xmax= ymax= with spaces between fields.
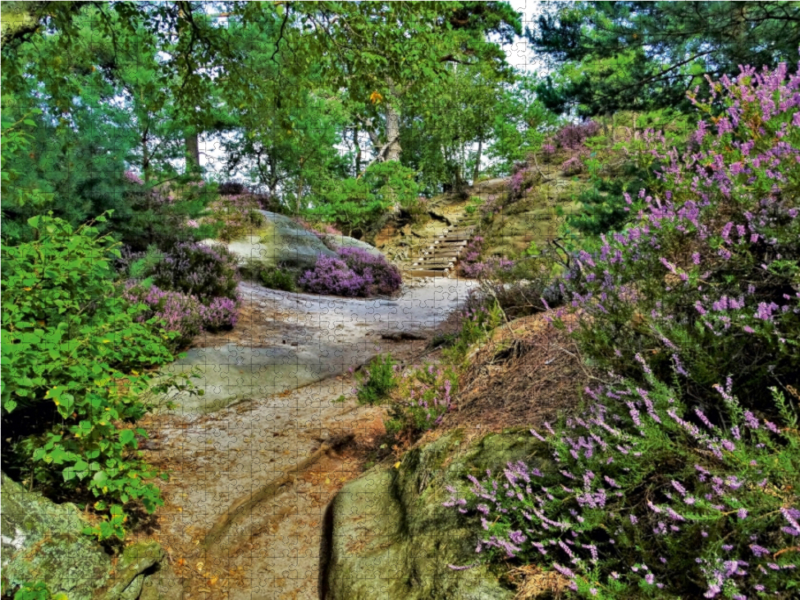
xmin=564 ymin=61 xmax=800 ymax=413
xmin=355 ymin=353 xmax=399 ymax=405
xmin=124 ymin=284 xmax=238 ymax=349
xmin=123 ymin=284 xmax=204 ymax=349
xmin=338 ymin=247 xmax=402 ymax=296
xmin=554 ymin=120 xmax=601 ymax=151
xmin=384 ymin=363 xmax=458 ymax=436
xmin=509 ymin=165 xmax=535 ymax=200
xmin=441 ymin=296 xmax=504 ymax=364
xmin=299 ymin=255 xmax=371 ymax=297
xmin=144 ymin=241 xmax=239 ymax=304
xmin=560 ymin=156 xmax=584 ymax=176
xmin=299 ymin=247 xmax=402 ymax=297
xmin=200 ymin=296 xmax=239 ymax=330
xmin=447 ymin=372 xmax=800 ymax=599
xmin=448 ymin=60 xmax=800 ymax=600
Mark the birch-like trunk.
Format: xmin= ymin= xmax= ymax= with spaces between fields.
xmin=384 ymin=102 xmax=402 ymax=163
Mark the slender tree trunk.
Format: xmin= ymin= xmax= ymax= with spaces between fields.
xmin=384 ymin=103 xmax=401 ymax=162
xmin=296 ymin=158 xmax=305 ymax=216
xmin=473 ymin=137 xmax=482 ymax=185
xmin=141 ymin=126 xmax=150 ymax=183
xmin=353 ymin=126 xmax=361 ymax=175
xmin=185 ymin=130 xmax=200 ymax=172
xmin=268 ymin=153 xmax=278 ymax=198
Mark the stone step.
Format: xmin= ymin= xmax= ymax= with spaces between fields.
xmin=405 ymin=268 xmax=450 ymax=278
xmin=422 ymin=250 xmax=462 ymax=258
xmin=413 ymin=259 xmax=455 ymax=268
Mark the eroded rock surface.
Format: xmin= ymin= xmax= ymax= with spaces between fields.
xmin=1 ymin=472 xmax=176 ymax=600
xmin=204 ymin=210 xmax=336 ymax=271
xmin=321 ymin=429 xmax=552 ymax=600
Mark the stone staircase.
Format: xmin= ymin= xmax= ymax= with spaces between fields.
xmin=399 ymin=213 xmax=480 ymax=278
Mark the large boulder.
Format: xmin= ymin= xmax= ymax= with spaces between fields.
xmin=320 ymin=429 xmax=552 ymax=600
xmin=1 ymin=472 xmax=178 ymax=600
xmin=321 ymin=233 xmax=384 ymax=258
xmin=203 ymin=210 xmax=335 ymax=271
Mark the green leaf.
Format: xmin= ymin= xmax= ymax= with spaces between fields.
xmin=119 ymin=429 xmax=135 ymax=444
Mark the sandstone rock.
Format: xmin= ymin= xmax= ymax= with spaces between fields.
xmin=321 ymin=430 xmax=552 ymax=600
xmin=321 ymin=233 xmax=384 ymax=258
xmin=1 ymin=472 xmax=169 ymax=600
xmin=203 ymin=210 xmax=335 ymax=271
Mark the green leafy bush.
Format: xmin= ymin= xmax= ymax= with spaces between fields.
xmin=309 ymin=162 xmax=421 ymax=237
xmin=1 ymin=214 xmax=187 ymax=540
xmin=258 ymin=266 xmax=298 ymax=292
xmin=355 ymin=354 xmax=399 ymax=405
xmin=6 ymin=581 xmax=63 ymax=600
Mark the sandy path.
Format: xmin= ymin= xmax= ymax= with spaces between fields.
xmin=137 ymin=278 xmax=475 ymax=599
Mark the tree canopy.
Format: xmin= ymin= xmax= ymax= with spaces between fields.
xmin=528 ymin=1 xmax=800 ymax=115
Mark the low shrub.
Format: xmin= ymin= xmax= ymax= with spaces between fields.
xmin=554 ymin=120 xmax=601 ymax=151
xmin=338 ymin=247 xmax=402 ymax=295
xmin=258 ymin=266 xmax=298 ymax=292
xmin=441 ymin=295 xmax=504 ymax=364
xmin=144 ymin=241 xmax=239 ymax=304
xmin=565 ymin=60 xmax=800 ymax=414
xmin=447 ymin=373 xmax=800 ymax=599
xmin=384 ymin=363 xmax=458 ymax=436
xmin=205 ymin=193 xmax=269 ymax=241
xmin=560 ymin=156 xmax=584 ymax=176
xmin=124 ymin=284 xmax=238 ymax=349
xmin=448 ymin=60 xmax=800 ymax=600
xmin=299 ymin=247 xmax=402 ymax=297
xmin=199 ymin=296 xmax=239 ymax=330
xmin=355 ymin=354 xmax=399 ymax=405
xmin=1 ymin=214 xmax=186 ymax=540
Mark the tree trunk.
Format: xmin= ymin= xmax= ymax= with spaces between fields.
xmin=268 ymin=153 xmax=278 ymax=197
xmin=353 ymin=126 xmax=361 ymax=175
xmin=185 ymin=130 xmax=200 ymax=173
xmin=472 ymin=137 xmax=482 ymax=185
xmin=384 ymin=103 xmax=401 ymax=162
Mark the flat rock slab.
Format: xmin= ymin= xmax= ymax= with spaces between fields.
xmin=157 ymin=343 xmax=335 ymax=415
xmin=153 ymin=279 xmax=478 ymax=416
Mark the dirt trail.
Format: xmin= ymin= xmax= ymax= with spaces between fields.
xmin=136 ymin=278 xmax=475 ymax=599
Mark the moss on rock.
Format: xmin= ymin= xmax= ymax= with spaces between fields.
xmin=322 ymin=430 xmax=551 ymax=600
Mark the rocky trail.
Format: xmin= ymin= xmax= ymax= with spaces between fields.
xmin=136 ymin=277 xmax=476 ymax=599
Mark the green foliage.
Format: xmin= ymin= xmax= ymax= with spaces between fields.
xmin=1 ymin=214 xmax=188 ymax=540
xmin=442 ymin=298 xmax=504 ymax=365
xmin=258 ymin=267 xmax=298 ymax=293
xmin=310 ymin=162 xmax=421 ymax=236
xmin=486 ymin=74 xmax=559 ymax=174
xmin=355 ymin=354 xmax=399 ymax=406
xmin=7 ymin=581 xmax=65 ymax=600
xmin=384 ymin=363 xmax=458 ymax=436
xmin=529 ymin=2 xmax=800 ymax=116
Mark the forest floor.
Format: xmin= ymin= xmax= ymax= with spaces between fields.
xmin=133 ymin=277 xmax=475 ymax=600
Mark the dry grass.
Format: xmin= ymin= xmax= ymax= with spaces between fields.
xmin=441 ymin=312 xmax=590 ymax=434
xmin=508 ymin=564 xmax=572 ymax=599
